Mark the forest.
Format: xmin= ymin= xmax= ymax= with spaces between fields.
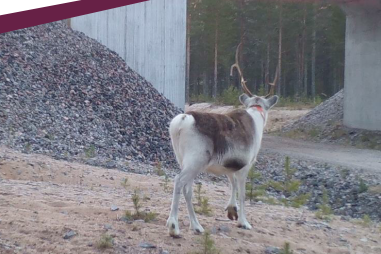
xmin=186 ymin=0 xmax=346 ymax=104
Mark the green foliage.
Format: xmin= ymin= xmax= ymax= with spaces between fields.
xmin=196 ymin=197 xmax=213 ymax=216
xmin=354 ymin=214 xmax=372 ymax=228
xmin=361 ymin=214 xmax=372 ymax=227
xmin=276 ymin=97 xmax=322 ymax=109
xmin=289 ymin=193 xmax=311 ymax=208
xmin=195 ymin=184 xmax=205 ymax=206
xmin=25 ymin=143 xmax=32 ymax=153
xmin=246 ymin=166 xmax=265 ymax=202
xmin=123 ymin=189 xmax=157 ymax=223
xmin=308 ymin=128 xmax=319 ymax=138
xmin=192 ymin=231 xmax=220 ymax=254
xmin=315 ymin=188 xmax=333 ymax=221
xmin=267 ymin=156 xmax=310 ymax=208
xmin=121 ymin=177 xmax=129 ymax=189
xmin=257 ymin=85 xmax=267 ymax=97
xmin=339 ymin=169 xmax=350 ymax=179
xmin=96 ymin=234 xmax=114 ymax=249
xmin=280 ymin=242 xmax=294 ymax=254
xmin=84 ymin=145 xmax=96 ymax=158
xmin=132 ymin=189 xmax=141 ymax=214
xmin=188 ymin=1 xmax=345 ymax=101
xmin=216 ymin=86 xmax=241 ymax=106
xmin=194 ymin=183 xmax=212 ymax=216
xmin=155 ymin=162 xmax=165 ymax=176
xmin=161 ymin=174 xmax=171 ymax=193
xmin=358 ymin=178 xmax=368 ymax=193
xmin=190 ymin=93 xmax=214 ymax=103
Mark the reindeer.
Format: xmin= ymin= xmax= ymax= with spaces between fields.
xmin=166 ymin=42 xmax=279 ymax=237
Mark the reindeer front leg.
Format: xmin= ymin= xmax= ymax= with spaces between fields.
xmin=236 ymin=166 xmax=252 ymax=229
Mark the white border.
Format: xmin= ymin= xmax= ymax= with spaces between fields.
xmin=0 ymin=0 xmax=80 ymax=16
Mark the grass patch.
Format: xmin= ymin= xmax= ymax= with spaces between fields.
xmin=276 ymin=96 xmax=322 ymax=109
xmin=358 ymin=178 xmax=368 ymax=193
xmin=216 ymin=86 xmax=241 ymax=107
xmin=267 ymin=157 xmax=310 ymax=208
xmin=308 ymin=128 xmax=319 ymax=138
xmin=315 ymin=188 xmax=333 ymax=221
xmin=195 ymin=183 xmax=206 ymax=206
xmin=332 ymin=129 xmax=347 ymax=139
xmin=354 ymin=214 xmax=372 ymax=227
xmin=96 ymin=234 xmax=114 ymax=249
xmin=195 ymin=197 xmax=213 ymax=216
xmin=279 ymin=242 xmax=294 ymax=254
xmin=191 ymin=231 xmax=220 ymax=254
xmin=84 ymin=145 xmax=96 ymax=158
xmin=160 ymin=173 xmax=171 ymax=193
xmin=123 ymin=189 xmax=157 ymax=223
xmin=121 ymin=177 xmax=129 ymax=189
xmin=194 ymin=184 xmax=212 ymax=216
xmin=246 ymin=165 xmax=267 ymax=203
xmin=190 ymin=94 xmax=214 ymax=103
xmin=155 ymin=161 xmax=165 ymax=176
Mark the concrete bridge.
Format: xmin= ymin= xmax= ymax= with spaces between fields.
xmin=277 ymin=0 xmax=381 ymax=131
xmin=340 ymin=1 xmax=381 ymax=131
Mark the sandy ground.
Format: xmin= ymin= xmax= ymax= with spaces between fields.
xmin=0 ymin=147 xmax=380 ymax=254
xmin=186 ymin=103 xmax=309 ymax=133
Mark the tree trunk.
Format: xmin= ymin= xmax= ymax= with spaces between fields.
xmin=282 ymin=70 xmax=286 ymax=96
xmin=301 ymin=3 xmax=307 ymax=98
xmin=311 ymin=4 xmax=317 ymax=102
xmin=295 ymin=43 xmax=300 ymax=99
xmin=276 ymin=3 xmax=283 ymax=96
xmin=261 ymin=58 xmax=265 ymax=87
xmin=239 ymin=0 xmax=246 ymax=70
xmin=212 ymin=16 xmax=219 ymax=99
xmin=203 ymin=71 xmax=209 ymax=97
xmin=265 ymin=42 xmax=270 ymax=93
xmin=304 ymin=58 xmax=308 ymax=96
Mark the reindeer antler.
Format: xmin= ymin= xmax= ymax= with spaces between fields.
xmin=230 ymin=36 xmax=253 ymax=97
xmin=265 ymin=65 xmax=279 ymax=98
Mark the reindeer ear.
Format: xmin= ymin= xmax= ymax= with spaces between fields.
xmin=266 ymin=95 xmax=279 ymax=109
xmin=239 ymin=94 xmax=250 ymax=106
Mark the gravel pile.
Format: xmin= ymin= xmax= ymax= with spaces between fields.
xmin=281 ymin=90 xmax=381 ymax=150
xmin=283 ymin=89 xmax=344 ymax=134
xmin=255 ymin=153 xmax=381 ymax=221
xmin=0 ymin=21 xmax=182 ymax=170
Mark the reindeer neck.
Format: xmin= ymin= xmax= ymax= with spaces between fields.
xmin=248 ymin=105 xmax=266 ymax=123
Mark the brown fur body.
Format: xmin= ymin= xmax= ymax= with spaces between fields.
xmin=186 ymin=110 xmax=255 ymax=170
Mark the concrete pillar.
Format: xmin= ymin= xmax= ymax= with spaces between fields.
xmin=343 ymin=6 xmax=381 ymax=131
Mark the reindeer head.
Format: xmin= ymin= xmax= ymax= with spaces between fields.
xmin=239 ymin=93 xmax=278 ymax=111
xmin=230 ymin=40 xmax=279 ymax=111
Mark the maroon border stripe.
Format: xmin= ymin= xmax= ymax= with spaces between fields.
xmin=0 ymin=0 xmax=148 ymax=34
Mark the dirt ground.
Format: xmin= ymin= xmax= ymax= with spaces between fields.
xmin=186 ymin=103 xmax=309 ymax=133
xmin=0 ymin=147 xmax=380 ymax=254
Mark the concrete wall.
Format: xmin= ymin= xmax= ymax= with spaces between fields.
xmin=343 ymin=6 xmax=381 ymax=131
xmin=71 ymin=0 xmax=187 ymax=109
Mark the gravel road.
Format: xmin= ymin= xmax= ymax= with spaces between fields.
xmin=262 ymin=135 xmax=381 ymax=174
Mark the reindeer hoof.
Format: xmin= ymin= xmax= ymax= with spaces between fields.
xmin=227 ymin=206 xmax=238 ymax=221
xmin=238 ymin=221 xmax=252 ymax=230
xmin=167 ymin=218 xmax=181 ymax=238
